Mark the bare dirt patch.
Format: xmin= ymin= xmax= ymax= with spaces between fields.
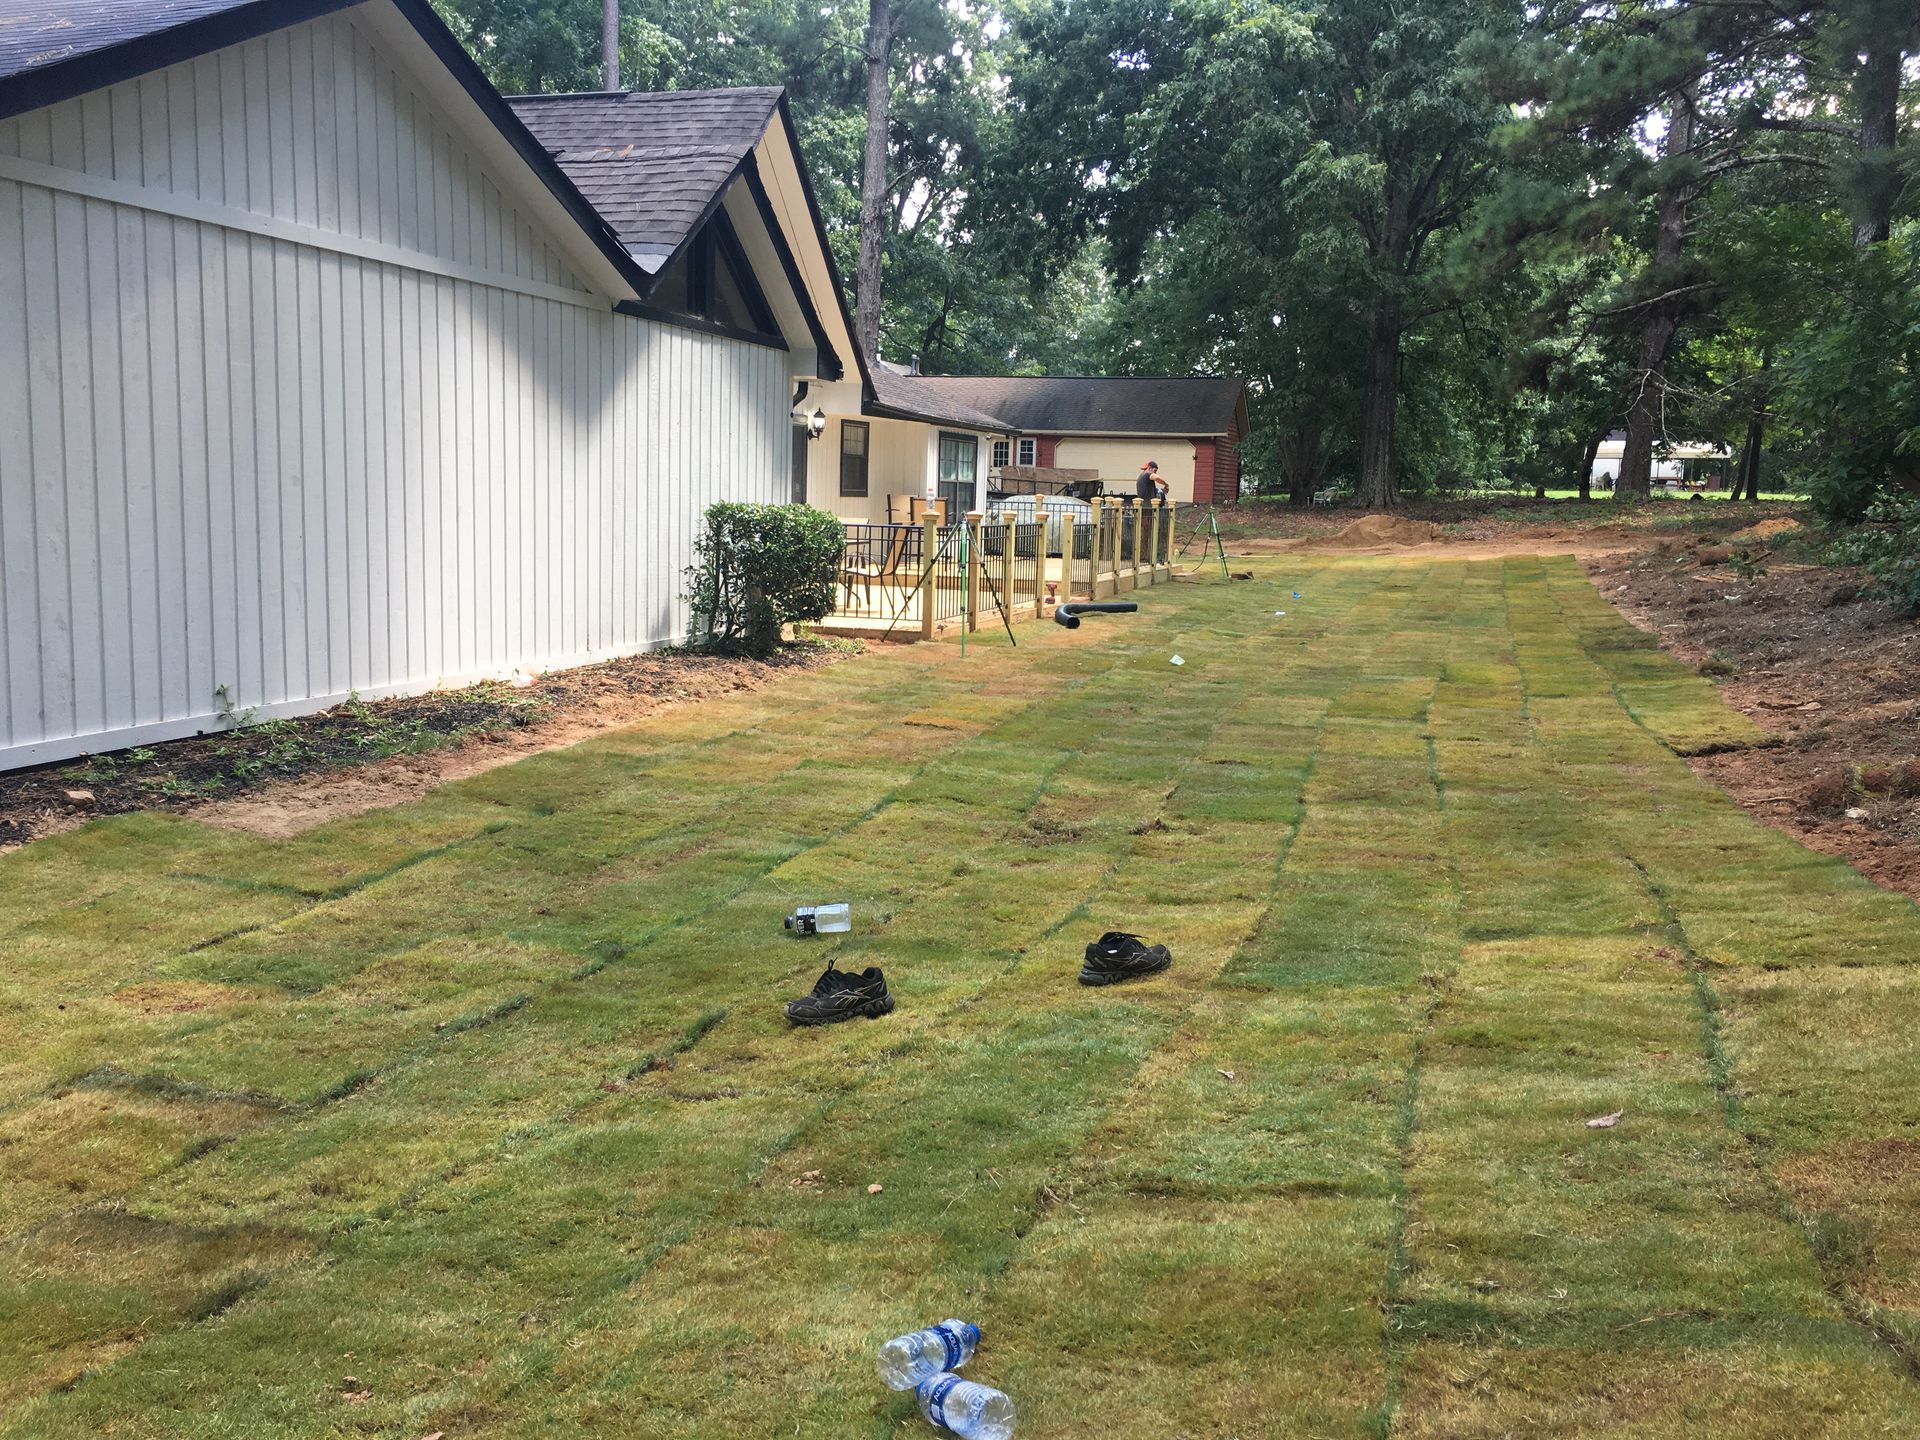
xmin=1214 ymin=496 xmax=1806 ymax=561
xmin=1586 ymin=542 xmax=1920 ymax=902
xmin=1321 ymin=514 xmax=1446 ymax=548
xmin=0 ymin=644 xmax=852 ymax=848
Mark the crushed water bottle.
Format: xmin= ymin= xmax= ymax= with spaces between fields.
xmin=784 ymin=902 xmax=851 ymax=936
xmin=876 ymin=1319 xmax=980 ymax=1390
xmin=916 ymin=1372 xmax=1015 ymax=1439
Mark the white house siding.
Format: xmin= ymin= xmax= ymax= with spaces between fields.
xmin=0 ymin=12 xmax=790 ymax=769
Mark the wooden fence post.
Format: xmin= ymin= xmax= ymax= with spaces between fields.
xmin=1060 ymin=509 xmax=1077 ymax=603
xmin=999 ymin=511 xmax=1016 ymax=629
xmin=965 ymin=511 xmax=983 ymax=633
xmin=1089 ymin=500 xmax=1108 ymax=599
xmin=920 ymin=511 xmax=939 ymax=640
xmin=1149 ymin=501 xmax=1163 ymax=585
xmin=1033 ymin=509 xmax=1046 ymax=619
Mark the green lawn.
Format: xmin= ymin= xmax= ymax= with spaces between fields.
xmin=4 ymin=555 xmax=1919 ymax=1438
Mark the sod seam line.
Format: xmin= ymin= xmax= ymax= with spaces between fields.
xmin=408 ymin=570 xmax=1396 ymax=1417
xmin=1628 ymin=853 xmax=1920 ymax=1387
xmin=6 ymin=663 xmax=1107 ymax=1230
xmin=0 ymin=609 xmax=1258 ymax=1406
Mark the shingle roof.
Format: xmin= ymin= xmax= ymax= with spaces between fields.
xmin=868 ymin=368 xmax=1014 ymax=432
xmin=508 ymin=88 xmax=782 ymax=264
xmin=904 ymin=375 xmax=1246 ymax=437
xmin=0 ymin=0 xmax=256 ymax=81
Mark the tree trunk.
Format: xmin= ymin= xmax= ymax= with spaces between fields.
xmin=1278 ymin=426 xmax=1324 ymax=506
xmin=1577 ymin=427 xmax=1603 ymax=501
xmin=1355 ymin=295 xmax=1402 ymax=509
xmin=1617 ymin=313 xmax=1679 ymax=500
xmin=854 ymin=0 xmax=893 ymax=364
xmin=1734 ymin=350 xmax=1771 ymax=500
xmin=1618 ymin=92 xmax=1697 ymax=500
xmin=1852 ymin=45 xmax=1900 ymax=250
xmin=601 ymin=0 xmax=620 ymax=91
xmin=1737 ymin=414 xmax=1763 ymax=500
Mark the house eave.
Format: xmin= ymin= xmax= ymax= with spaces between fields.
xmin=863 ymin=402 xmax=1014 ymax=434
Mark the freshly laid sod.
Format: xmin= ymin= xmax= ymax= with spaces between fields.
xmin=3 ymin=555 xmax=1919 ymax=1437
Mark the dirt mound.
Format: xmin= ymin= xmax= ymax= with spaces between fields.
xmin=1729 ymin=518 xmax=1803 ymax=545
xmin=1320 ymin=514 xmax=1446 ymax=548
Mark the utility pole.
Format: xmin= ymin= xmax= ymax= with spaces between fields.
xmin=602 ymin=0 xmax=620 ymax=92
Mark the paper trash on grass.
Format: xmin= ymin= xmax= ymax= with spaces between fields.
xmin=1170 ymin=655 xmax=1185 ymax=666
xmin=1584 ymin=1110 xmax=1624 ymax=1129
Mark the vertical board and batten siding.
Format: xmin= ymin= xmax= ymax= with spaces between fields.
xmin=0 ymin=10 xmax=790 ymax=769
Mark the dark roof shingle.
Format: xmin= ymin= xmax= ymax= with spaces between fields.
xmin=904 ymin=375 xmax=1245 ymax=437
xmin=868 ymin=368 xmax=1013 ymax=431
xmin=508 ymin=87 xmax=781 ymax=263
xmin=0 ymin=0 xmax=258 ymax=81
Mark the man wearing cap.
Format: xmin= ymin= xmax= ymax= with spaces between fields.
xmin=1135 ymin=460 xmax=1160 ymax=503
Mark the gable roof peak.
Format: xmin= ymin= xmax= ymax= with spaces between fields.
xmin=507 ymin=85 xmax=785 ymax=266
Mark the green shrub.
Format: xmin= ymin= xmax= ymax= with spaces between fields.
xmin=685 ymin=502 xmax=844 ymax=657
xmin=1829 ymin=497 xmax=1920 ymax=615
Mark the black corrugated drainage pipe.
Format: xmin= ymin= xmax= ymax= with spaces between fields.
xmin=1054 ymin=602 xmax=1139 ymax=629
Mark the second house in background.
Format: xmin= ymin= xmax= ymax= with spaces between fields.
xmin=804 ymin=370 xmax=1249 ymax=524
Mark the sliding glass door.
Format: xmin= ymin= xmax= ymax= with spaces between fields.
xmin=936 ymin=432 xmax=978 ymax=518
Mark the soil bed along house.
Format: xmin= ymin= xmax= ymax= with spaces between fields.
xmin=0 ymin=645 xmax=848 ymax=849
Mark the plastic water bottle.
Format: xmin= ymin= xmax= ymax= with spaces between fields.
xmin=784 ymin=902 xmax=850 ymax=936
xmin=876 ymin=1319 xmax=980 ymax=1390
xmin=916 ymin=1372 xmax=1015 ymax=1439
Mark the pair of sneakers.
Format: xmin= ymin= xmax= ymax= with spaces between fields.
xmin=785 ymin=932 xmax=1170 ymax=1023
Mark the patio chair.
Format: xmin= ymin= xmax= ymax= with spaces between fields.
xmin=841 ymin=526 xmax=913 ymax=608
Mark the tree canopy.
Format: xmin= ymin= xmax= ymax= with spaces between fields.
xmin=438 ymin=0 xmax=1918 ymax=516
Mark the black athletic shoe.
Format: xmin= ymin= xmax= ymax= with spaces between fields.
xmin=1079 ymin=931 xmax=1172 ymax=986
xmin=785 ymin=961 xmax=896 ymax=1025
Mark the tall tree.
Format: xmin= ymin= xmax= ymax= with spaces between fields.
xmin=601 ymin=0 xmax=620 ymax=89
xmin=854 ymin=0 xmax=894 ymax=361
xmin=998 ymin=0 xmax=1516 ymax=508
xmin=1615 ymin=90 xmax=1699 ymax=499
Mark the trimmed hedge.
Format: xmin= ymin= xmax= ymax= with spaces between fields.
xmin=684 ymin=502 xmax=844 ymax=657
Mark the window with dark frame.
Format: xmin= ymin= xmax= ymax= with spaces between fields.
xmin=991 ymin=439 xmax=1010 ymax=468
xmin=937 ymin=432 xmax=978 ymax=517
xmin=644 ymin=217 xmax=781 ymax=340
xmin=840 ymin=420 xmax=870 ymax=497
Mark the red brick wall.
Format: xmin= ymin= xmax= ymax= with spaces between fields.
xmin=1034 ymin=436 xmax=1059 ymax=467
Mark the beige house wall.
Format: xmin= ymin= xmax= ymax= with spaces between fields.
xmin=1051 ymin=438 xmax=1198 ymax=501
xmin=805 ymin=397 xmax=994 ymax=524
